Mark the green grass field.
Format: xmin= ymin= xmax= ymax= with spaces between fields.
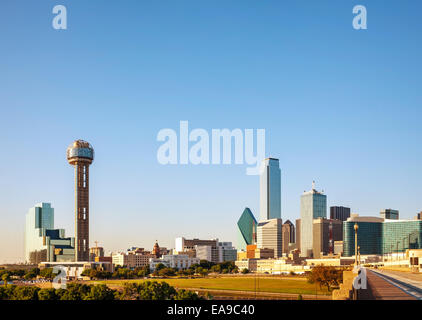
xmin=90 ymin=276 xmax=330 ymax=296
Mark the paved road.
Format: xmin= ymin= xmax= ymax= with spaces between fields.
xmin=364 ymin=269 xmax=422 ymax=300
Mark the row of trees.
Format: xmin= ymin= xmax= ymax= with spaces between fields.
xmin=0 ymin=268 xmax=54 ymax=283
xmin=0 ymin=282 xmax=201 ymax=300
xmin=81 ymin=266 xmax=151 ymax=280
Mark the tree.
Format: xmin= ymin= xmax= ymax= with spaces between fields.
xmin=38 ymin=288 xmax=58 ymax=300
xmin=11 ymin=286 xmax=40 ymax=300
xmin=174 ymin=289 xmax=201 ymax=300
xmin=39 ymin=268 xmax=54 ymax=279
xmin=0 ymin=286 xmax=6 ymax=300
xmin=241 ymin=268 xmax=249 ymax=274
xmin=210 ymin=265 xmax=221 ymax=273
xmin=158 ymin=268 xmax=176 ymax=277
xmin=24 ymin=268 xmax=40 ymax=280
xmin=59 ymin=283 xmax=91 ymax=300
xmin=84 ymin=284 xmax=115 ymax=300
xmin=118 ymin=281 xmax=177 ymax=300
xmin=155 ymin=263 xmax=166 ymax=272
xmin=11 ymin=269 xmax=25 ymax=278
xmin=307 ymin=266 xmax=343 ymax=292
xmin=1 ymin=273 xmax=11 ymax=286
xmin=199 ymin=260 xmax=215 ymax=270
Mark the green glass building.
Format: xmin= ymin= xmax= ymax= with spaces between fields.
xmin=237 ymin=208 xmax=257 ymax=251
xmin=343 ymin=216 xmax=422 ymax=256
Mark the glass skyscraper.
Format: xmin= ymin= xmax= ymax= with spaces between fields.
xmin=24 ymin=203 xmax=75 ymax=263
xmin=300 ymin=182 xmax=327 ymax=257
xmin=259 ymin=158 xmax=281 ymax=221
xmin=24 ymin=203 xmax=54 ymax=262
xmin=237 ymin=208 xmax=257 ymax=251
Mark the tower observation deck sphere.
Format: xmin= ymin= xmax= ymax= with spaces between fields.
xmin=66 ymin=140 xmax=94 ymax=165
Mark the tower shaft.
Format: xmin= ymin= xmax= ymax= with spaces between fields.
xmin=74 ymin=161 xmax=90 ymax=261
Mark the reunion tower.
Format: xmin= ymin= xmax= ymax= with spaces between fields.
xmin=66 ymin=140 xmax=94 ymax=261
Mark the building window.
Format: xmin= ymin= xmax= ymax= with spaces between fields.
xmin=83 ymin=166 xmax=86 ymax=188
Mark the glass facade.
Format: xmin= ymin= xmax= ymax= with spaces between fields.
xmin=343 ymin=219 xmax=422 ymax=256
xmin=237 ymin=208 xmax=257 ymax=251
xmin=300 ymin=187 xmax=327 ymax=257
xmin=259 ymin=158 xmax=281 ymax=221
xmin=24 ymin=203 xmax=75 ymax=263
xmin=343 ymin=220 xmax=383 ymax=256
xmin=24 ymin=203 xmax=54 ymax=262
xmin=383 ymin=220 xmax=422 ymax=253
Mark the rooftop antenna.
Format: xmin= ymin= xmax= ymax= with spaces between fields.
xmin=312 ymin=180 xmax=316 ymax=190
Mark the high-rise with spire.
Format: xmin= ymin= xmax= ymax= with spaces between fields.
xmin=299 ymin=181 xmax=327 ymax=257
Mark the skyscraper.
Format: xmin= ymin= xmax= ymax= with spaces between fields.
xmin=24 ymin=203 xmax=54 ymax=263
xmin=330 ymin=206 xmax=351 ymax=222
xmin=282 ymin=220 xmax=295 ymax=254
xmin=300 ymin=181 xmax=327 ymax=257
xmin=259 ymin=158 xmax=281 ymax=221
xmin=24 ymin=203 xmax=75 ymax=263
xmin=237 ymin=208 xmax=257 ymax=251
xmin=67 ymin=140 xmax=95 ymax=262
xmin=257 ymin=218 xmax=283 ymax=258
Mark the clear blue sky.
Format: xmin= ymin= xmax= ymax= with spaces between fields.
xmin=0 ymin=0 xmax=421 ymax=263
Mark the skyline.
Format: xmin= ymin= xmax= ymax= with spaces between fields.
xmin=1 ymin=0 xmax=422 ymax=263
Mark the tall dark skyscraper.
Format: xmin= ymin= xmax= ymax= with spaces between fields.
xmin=67 ymin=140 xmax=94 ymax=261
xmin=330 ymin=206 xmax=351 ymax=222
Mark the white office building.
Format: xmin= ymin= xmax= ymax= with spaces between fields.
xmin=195 ymin=242 xmax=237 ymax=263
xmin=300 ymin=182 xmax=327 ymax=257
xmin=257 ymin=218 xmax=283 ymax=258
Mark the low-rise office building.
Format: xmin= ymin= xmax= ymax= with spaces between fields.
xmin=343 ymin=215 xmax=422 ymax=256
xmin=112 ymin=247 xmax=156 ymax=268
xmin=175 ymin=237 xmax=237 ymax=263
xmin=235 ymin=258 xmax=309 ymax=274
